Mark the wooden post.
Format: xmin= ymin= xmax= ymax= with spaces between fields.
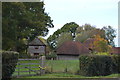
xmin=18 ymin=63 xmax=20 ymax=77
xmin=29 ymin=60 xmax=31 ymax=75
xmin=39 ymin=56 xmax=46 ymax=75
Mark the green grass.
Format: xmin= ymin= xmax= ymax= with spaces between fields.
xmin=13 ymin=73 xmax=119 ymax=78
xmin=12 ymin=60 xmax=79 ymax=77
xmin=45 ymin=60 xmax=79 ymax=73
xmin=12 ymin=59 xmax=119 ymax=79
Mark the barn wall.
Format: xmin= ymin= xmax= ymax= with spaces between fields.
xmin=28 ymin=46 xmax=45 ymax=56
xmin=57 ymin=55 xmax=79 ymax=60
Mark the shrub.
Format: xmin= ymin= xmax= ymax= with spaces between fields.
xmin=2 ymin=51 xmax=19 ymax=80
xmin=95 ymin=52 xmax=110 ymax=55
xmin=46 ymin=52 xmax=57 ymax=60
xmin=111 ymin=54 xmax=120 ymax=73
xmin=79 ymin=55 xmax=113 ymax=76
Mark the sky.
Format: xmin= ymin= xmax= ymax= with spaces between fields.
xmin=43 ymin=0 xmax=119 ymax=47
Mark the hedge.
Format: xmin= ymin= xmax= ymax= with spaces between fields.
xmin=111 ymin=54 xmax=120 ymax=73
xmin=79 ymin=55 xmax=114 ymax=76
xmin=46 ymin=53 xmax=57 ymax=60
xmin=2 ymin=51 xmax=19 ymax=80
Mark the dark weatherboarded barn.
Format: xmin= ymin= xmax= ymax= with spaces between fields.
xmin=28 ymin=37 xmax=46 ymax=56
xmin=56 ymin=41 xmax=90 ymax=60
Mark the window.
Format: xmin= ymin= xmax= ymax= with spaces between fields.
xmin=34 ymin=46 xmax=39 ymax=49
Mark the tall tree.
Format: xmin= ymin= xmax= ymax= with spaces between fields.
xmin=47 ymin=22 xmax=79 ymax=49
xmin=75 ymin=24 xmax=105 ymax=43
xmin=92 ymin=35 xmax=109 ymax=53
xmin=102 ymin=26 xmax=116 ymax=47
xmin=61 ymin=22 xmax=79 ymax=38
xmin=56 ymin=32 xmax=73 ymax=48
xmin=2 ymin=2 xmax=54 ymax=51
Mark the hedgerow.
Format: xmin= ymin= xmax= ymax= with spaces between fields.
xmin=2 ymin=51 xmax=19 ymax=80
xmin=79 ymin=54 xmax=119 ymax=76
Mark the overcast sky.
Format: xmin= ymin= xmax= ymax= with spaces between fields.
xmin=43 ymin=0 xmax=119 ymax=47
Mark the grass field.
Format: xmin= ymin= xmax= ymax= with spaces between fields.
xmin=11 ymin=73 xmax=119 ymax=80
xmin=24 ymin=73 xmax=119 ymax=78
xmin=12 ymin=60 xmax=79 ymax=76
xmin=12 ymin=59 xmax=119 ymax=79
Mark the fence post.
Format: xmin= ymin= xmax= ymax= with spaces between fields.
xmin=18 ymin=63 xmax=20 ymax=77
xmin=39 ymin=56 xmax=46 ymax=75
xmin=29 ymin=60 xmax=31 ymax=75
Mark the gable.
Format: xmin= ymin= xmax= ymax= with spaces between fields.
xmin=28 ymin=38 xmax=46 ymax=46
xmin=56 ymin=41 xmax=90 ymax=55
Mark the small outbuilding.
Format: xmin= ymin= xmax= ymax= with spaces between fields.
xmin=111 ymin=47 xmax=120 ymax=55
xmin=27 ymin=37 xmax=46 ymax=56
xmin=56 ymin=41 xmax=90 ymax=60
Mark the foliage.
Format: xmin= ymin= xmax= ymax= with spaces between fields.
xmin=111 ymin=54 xmax=120 ymax=73
xmin=95 ymin=52 xmax=110 ymax=55
xmin=75 ymin=30 xmax=91 ymax=43
xmin=47 ymin=22 xmax=79 ymax=49
xmin=2 ymin=51 xmax=19 ymax=80
xmin=102 ymin=26 xmax=116 ymax=46
xmin=56 ymin=32 xmax=73 ymax=48
xmin=79 ymin=55 xmax=113 ymax=76
xmin=46 ymin=52 xmax=57 ymax=60
xmin=83 ymin=24 xmax=96 ymax=31
xmin=2 ymin=2 xmax=54 ymax=52
xmin=61 ymin=22 xmax=79 ymax=38
xmin=47 ymin=30 xmax=61 ymax=49
xmin=92 ymin=35 xmax=109 ymax=52
xmin=75 ymin=24 xmax=105 ymax=43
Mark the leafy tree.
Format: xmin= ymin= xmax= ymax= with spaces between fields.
xmin=102 ymin=26 xmax=116 ymax=46
xmin=93 ymin=35 xmax=109 ymax=52
xmin=56 ymin=32 xmax=73 ymax=48
xmin=75 ymin=26 xmax=83 ymax=34
xmin=83 ymin=24 xmax=96 ymax=31
xmin=75 ymin=24 xmax=105 ymax=43
xmin=2 ymin=2 xmax=54 ymax=52
xmin=75 ymin=31 xmax=91 ymax=43
xmin=47 ymin=22 xmax=79 ymax=49
xmin=61 ymin=22 xmax=79 ymax=38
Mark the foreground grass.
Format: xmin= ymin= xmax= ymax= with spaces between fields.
xmin=12 ymin=59 xmax=119 ymax=79
xmin=12 ymin=73 xmax=119 ymax=79
xmin=12 ymin=60 xmax=79 ymax=76
xmin=24 ymin=73 xmax=119 ymax=78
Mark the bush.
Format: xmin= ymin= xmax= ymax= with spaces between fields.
xmin=46 ymin=52 xmax=57 ymax=60
xmin=111 ymin=54 xmax=120 ymax=73
xmin=2 ymin=51 xmax=19 ymax=80
xmin=79 ymin=55 xmax=113 ymax=76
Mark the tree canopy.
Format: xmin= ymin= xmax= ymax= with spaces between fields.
xmin=47 ymin=22 xmax=79 ymax=49
xmin=47 ymin=23 xmax=116 ymax=51
xmin=102 ymin=26 xmax=116 ymax=47
xmin=2 ymin=2 xmax=54 ymax=51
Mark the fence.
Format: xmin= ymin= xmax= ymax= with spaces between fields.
xmin=12 ymin=56 xmax=46 ymax=77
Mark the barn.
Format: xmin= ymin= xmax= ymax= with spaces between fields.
xmin=27 ymin=37 xmax=46 ymax=56
xmin=111 ymin=47 xmax=120 ymax=55
xmin=56 ymin=41 xmax=90 ymax=60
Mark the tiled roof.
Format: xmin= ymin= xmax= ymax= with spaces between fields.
xmin=111 ymin=47 xmax=120 ymax=54
xmin=28 ymin=38 xmax=46 ymax=46
xmin=56 ymin=41 xmax=90 ymax=55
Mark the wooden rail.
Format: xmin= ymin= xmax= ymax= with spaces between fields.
xmin=12 ymin=58 xmax=42 ymax=77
